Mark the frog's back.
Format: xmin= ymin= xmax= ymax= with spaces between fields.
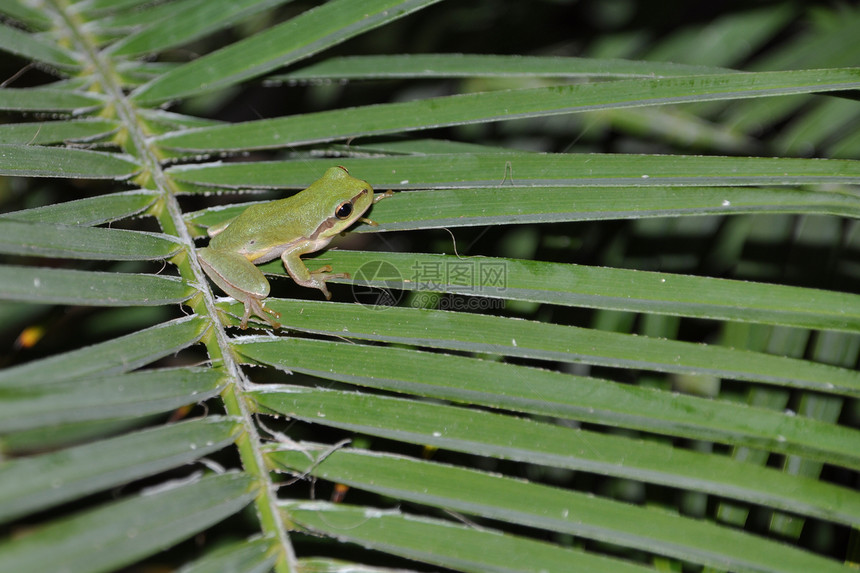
xmin=211 ymin=166 xmax=372 ymax=247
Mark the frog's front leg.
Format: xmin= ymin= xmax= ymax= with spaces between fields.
xmin=198 ymin=247 xmax=281 ymax=329
xmin=281 ymin=243 xmax=349 ymax=300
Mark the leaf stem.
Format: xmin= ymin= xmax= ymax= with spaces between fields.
xmin=45 ymin=0 xmax=297 ymax=569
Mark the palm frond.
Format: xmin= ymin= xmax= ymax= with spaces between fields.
xmin=0 ymin=1 xmax=858 ymax=572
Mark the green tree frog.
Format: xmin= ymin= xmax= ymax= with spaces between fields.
xmin=197 ymin=166 xmax=390 ymax=329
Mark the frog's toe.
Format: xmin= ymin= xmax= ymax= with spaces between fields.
xmin=242 ymin=297 xmax=281 ymax=329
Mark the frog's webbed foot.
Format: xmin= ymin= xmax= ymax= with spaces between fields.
xmin=306 ymin=264 xmax=353 ymax=300
xmin=241 ymin=296 xmax=281 ymax=329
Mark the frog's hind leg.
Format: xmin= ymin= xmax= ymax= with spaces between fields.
xmin=198 ymin=248 xmax=278 ymax=328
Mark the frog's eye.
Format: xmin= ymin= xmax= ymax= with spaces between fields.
xmin=335 ymin=202 xmax=354 ymax=219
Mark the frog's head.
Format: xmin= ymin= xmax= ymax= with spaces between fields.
xmin=314 ymin=165 xmax=375 ymax=240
